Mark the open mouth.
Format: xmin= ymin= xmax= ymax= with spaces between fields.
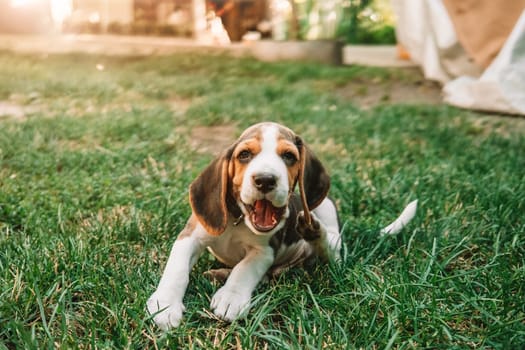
xmin=244 ymin=199 xmax=286 ymax=232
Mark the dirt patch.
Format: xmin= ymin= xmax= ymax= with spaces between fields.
xmin=0 ymin=93 xmax=43 ymax=121
xmin=467 ymin=113 xmax=525 ymax=138
xmin=0 ymin=101 xmax=39 ymax=121
xmin=168 ymin=96 xmax=193 ymax=116
xmin=336 ymin=68 xmax=443 ymax=108
xmin=189 ymin=124 xmax=237 ymax=155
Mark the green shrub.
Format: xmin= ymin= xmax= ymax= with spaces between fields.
xmin=338 ymin=0 xmax=396 ymax=44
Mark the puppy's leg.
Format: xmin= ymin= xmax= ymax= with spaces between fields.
xmin=211 ymin=246 xmax=274 ymax=321
xmin=297 ymin=198 xmax=341 ymax=262
xmin=203 ymin=268 xmax=232 ymax=283
xmin=147 ymin=217 xmax=207 ymax=330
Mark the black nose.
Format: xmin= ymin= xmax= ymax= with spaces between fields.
xmin=252 ymin=173 xmax=277 ymax=193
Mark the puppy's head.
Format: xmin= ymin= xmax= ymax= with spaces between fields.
xmin=190 ymin=122 xmax=330 ymax=236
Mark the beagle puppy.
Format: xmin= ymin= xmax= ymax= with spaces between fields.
xmin=147 ymin=122 xmax=416 ymax=330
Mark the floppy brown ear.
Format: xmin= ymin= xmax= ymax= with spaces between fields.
xmin=296 ymin=137 xmax=330 ymax=211
xmin=189 ymin=149 xmax=233 ymax=236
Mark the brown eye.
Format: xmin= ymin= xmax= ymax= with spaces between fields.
xmin=282 ymin=151 xmax=297 ymax=165
xmin=238 ymin=150 xmax=252 ymax=163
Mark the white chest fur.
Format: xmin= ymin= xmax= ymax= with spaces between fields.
xmin=207 ymin=221 xmax=274 ymax=267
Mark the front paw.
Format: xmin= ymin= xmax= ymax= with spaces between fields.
xmin=211 ymin=287 xmax=251 ymax=322
xmin=296 ymin=211 xmax=322 ymax=241
xmin=147 ymin=292 xmax=185 ymax=330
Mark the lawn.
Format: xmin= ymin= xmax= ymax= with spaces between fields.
xmin=0 ymin=50 xmax=524 ymax=349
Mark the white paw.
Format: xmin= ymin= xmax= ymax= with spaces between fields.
xmin=147 ymin=292 xmax=185 ymax=330
xmin=210 ymin=287 xmax=251 ymax=322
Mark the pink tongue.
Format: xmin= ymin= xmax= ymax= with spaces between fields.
xmin=253 ymin=200 xmax=276 ymax=228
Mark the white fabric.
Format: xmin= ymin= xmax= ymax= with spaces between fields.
xmin=392 ymin=0 xmax=525 ymax=115
xmin=443 ymin=10 xmax=525 ymax=114
xmin=391 ymin=0 xmax=458 ymax=83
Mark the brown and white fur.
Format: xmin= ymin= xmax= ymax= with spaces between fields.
xmin=146 ymin=122 xmax=416 ymax=330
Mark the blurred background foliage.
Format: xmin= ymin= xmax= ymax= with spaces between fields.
xmin=337 ymin=0 xmax=396 ymax=44
xmin=286 ymin=0 xmax=397 ymax=43
xmin=0 ymin=0 xmax=397 ymax=44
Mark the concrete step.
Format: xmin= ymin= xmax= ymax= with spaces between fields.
xmin=0 ymin=34 xmax=416 ymax=67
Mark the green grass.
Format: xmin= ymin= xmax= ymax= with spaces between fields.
xmin=1 ymin=50 xmax=524 ymax=349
